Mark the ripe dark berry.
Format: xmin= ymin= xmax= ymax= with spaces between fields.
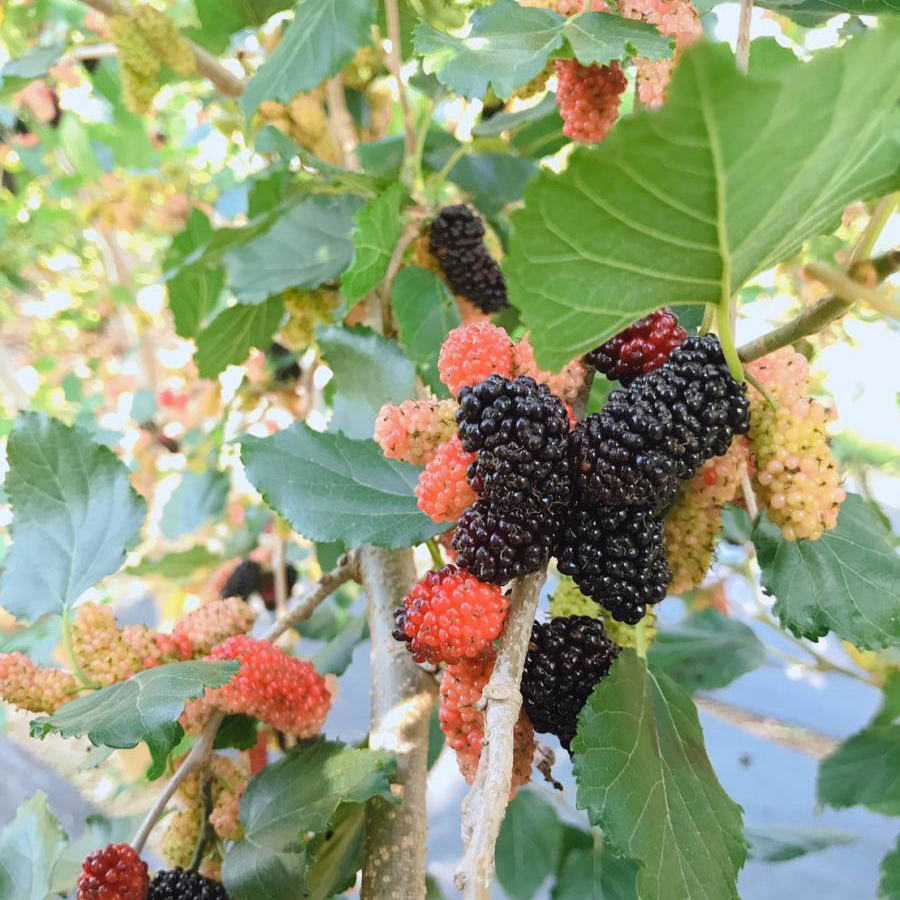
xmin=392 ymin=565 xmax=509 ymax=665
xmin=555 ymin=501 xmax=672 ymax=624
xmin=457 ymin=374 xmax=572 ymax=514
xmin=571 ymin=335 xmax=750 ymax=509
xmin=149 ymin=868 xmax=230 ymax=899
xmin=521 ymin=616 xmax=620 ymax=750
xmin=259 ymin=563 xmax=298 ymax=611
xmin=453 ymin=499 xmax=556 ymax=585
xmin=585 ymin=308 xmax=687 ymax=385
xmin=221 ymin=559 xmax=263 ymax=600
xmin=429 ymin=205 xmax=509 ymax=314
xmin=268 ymin=341 xmax=301 ymax=383
xmin=77 ymin=843 xmax=148 ymax=900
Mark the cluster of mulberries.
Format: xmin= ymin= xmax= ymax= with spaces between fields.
xmin=555 ymin=59 xmax=627 ymax=144
xmin=439 ymin=655 xmax=535 ymax=794
xmin=374 ymin=396 xmax=459 ymax=466
xmin=173 ymin=597 xmax=256 ymax=656
xmin=392 ymin=565 xmax=509 ymax=664
xmin=122 ymin=625 xmax=193 ymax=670
xmin=746 ymin=349 xmax=845 ymax=541
xmin=428 ymin=205 xmax=509 ymax=314
xmin=186 ymin=635 xmax=331 ymax=738
xmin=664 ymin=436 xmax=751 ymax=593
xmin=279 ymin=287 xmax=341 ymax=349
xmin=0 ymin=652 xmax=76 ymax=714
xmin=149 ymin=868 xmax=230 ymax=900
xmin=521 ymin=616 xmax=620 ymax=750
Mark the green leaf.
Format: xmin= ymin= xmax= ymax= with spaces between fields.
xmin=194 ymin=0 xmax=293 ymax=48
xmin=753 ymin=495 xmax=900 ymax=649
xmin=0 ymin=793 xmax=68 ymax=900
xmin=317 ymin=325 xmax=417 ymax=439
xmin=880 ymin=837 xmax=900 ymax=900
xmin=341 ymin=184 xmax=407 ymax=304
xmin=313 ymin=612 xmax=369 ymax=676
xmin=223 ymin=741 xmax=395 ymax=900
xmin=0 ymin=43 xmax=65 ymax=102
xmin=446 ymin=153 xmax=538 ymax=216
xmin=416 ymin=0 xmax=565 ymax=100
xmin=194 ymin=296 xmax=285 ymax=379
xmin=242 ymin=0 xmax=377 ymax=117
xmin=226 ymin=195 xmax=364 ymax=305
xmin=648 ymin=609 xmax=765 ymax=693
xmin=754 ymin=0 xmax=900 ymax=21
xmin=552 ymin=827 xmax=639 ymax=900
xmin=30 ymin=661 xmax=237 ymax=780
xmin=240 ymin=423 xmax=444 ymax=549
xmin=562 ymin=12 xmax=672 ymax=66
xmin=496 ymin=790 xmax=562 ymax=900
xmin=165 ymin=210 xmax=225 ymax=339
xmin=160 ymin=470 xmax=230 ymax=540
xmin=573 ymin=650 xmax=746 ymax=900
xmin=505 ymin=27 xmax=900 ymax=368
xmin=305 ymin=802 xmax=366 ymax=900
xmin=818 ymin=724 xmax=900 ymax=816
xmin=0 ymin=413 xmax=146 ymax=622
xmin=128 ymin=545 xmax=222 ymax=579
xmin=392 ymin=266 xmax=461 ymax=396
xmin=745 ymin=825 xmax=856 ymax=863
xmin=214 ymin=714 xmax=260 ymax=751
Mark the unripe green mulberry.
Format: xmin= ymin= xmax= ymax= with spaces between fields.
xmin=549 ymin=577 xmax=601 ymax=619
xmin=280 ymin=288 xmax=341 ymax=349
xmin=132 ymin=5 xmax=195 ymax=77
xmin=109 ymin=17 xmax=160 ymax=80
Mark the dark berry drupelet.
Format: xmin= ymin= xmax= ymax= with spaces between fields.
xmin=571 ymin=335 xmax=751 ymax=510
xmin=429 ymin=205 xmax=509 ymax=314
xmin=521 ymin=616 xmax=620 ymax=750
xmin=221 ymin=559 xmax=264 ymax=600
xmin=453 ymin=500 xmax=556 ymax=585
xmin=149 ymin=868 xmax=230 ymax=900
xmin=585 ymin=307 xmax=687 ymax=385
xmin=457 ymin=374 xmax=572 ymax=514
xmin=555 ymin=501 xmax=672 ymax=624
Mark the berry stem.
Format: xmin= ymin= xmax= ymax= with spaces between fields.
xmin=716 ymin=299 xmax=744 ymax=382
xmin=188 ymin=776 xmax=215 ymax=872
xmin=804 ymin=261 xmax=900 ymax=318
xmin=744 ymin=370 xmax=777 ymax=410
xmin=740 ymin=471 xmax=759 ymax=522
xmin=425 ymin=538 xmax=444 ymax=569
xmin=634 ymin=617 xmax=649 ymax=660
xmin=131 ymin=709 xmax=225 ymax=855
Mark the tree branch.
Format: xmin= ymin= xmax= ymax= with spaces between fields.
xmin=325 ymin=75 xmax=361 ymax=171
xmin=735 ymin=0 xmax=753 ymax=73
xmin=384 ymin=0 xmax=416 ymax=163
xmin=805 ymin=261 xmax=900 ymax=318
xmin=77 ymin=0 xmax=245 ymax=97
xmin=131 ymin=709 xmax=225 ymax=855
xmin=360 ymin=545 xmax=437 ymax=900
xmin=454 ymin=568 xmax=547 ymax=899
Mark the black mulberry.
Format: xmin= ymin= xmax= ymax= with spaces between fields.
xmin=521 ymin=615 xmax=620 ymax=750
xmin=571 ymin=335 xmax=750 ymax=510
xmin=149 ymin=867 xmax=231 ymax=900
xmin=221 ymin=559 xmax=263 ymax=600
xmin=429 ymin=205 xmax=509 ymax=314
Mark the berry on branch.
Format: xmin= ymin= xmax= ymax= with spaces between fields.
xmin=77 ymin=843 xmax=148 ymax=900
xmin=392 ymin=564 xmax=509 ymax=665
xmin=438 ymin=323 xmax=515 ymax=397
xmin=571 ymin=335 xmax=751 ymax=510
xmin=149 ymin=868 xmax=230 ymax=900
xmin=0 ymin=652 xmax=77 ymax=713
xmin=221 ymin=559 xmax=264 ymax=600
xmin=173 ymin=597 xmax=256 ymax=656
xmin=521 ymin=616 xmax=620 ymax=750
xmin=456 ymin=374 xmax=572 ymax=515
xmin=73 ymin=603 xmax=141 ymax=687
xmin=374 ymin=397 xmax=459 ymax=466
xmin=747 ymin=348 xmax=845 ymax=541
xmin=428 ymin=205 xmax=509 ymax=314
xmin=585 ymin=308 xmax=687 ymax=385
xmin=554 ymin=59 xmax=626 ymax=144
xmin=555 ymin=502 xmax=672 ymax=624
xmin=415 ymin=436 xmax=477 ymax=523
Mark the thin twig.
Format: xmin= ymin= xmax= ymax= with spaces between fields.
xmin=77 ymin=0 xmax=245 ymax=97
xmin=188 ymin=776 xmax=215 ymax=871
xmin=737 ymin=195 xmax=898 ymax=363
xmin=744 ymin=370 xmax=777 ymax=409
xmin=325 ymin=75 xmax=361 ymax=171
xmin=384 ymin=0 xmax=416 ymax=164
xmin=271 ymin=534 xmax=289 ymax=626
xmin=264 ymin=552 xmax=359 ymax=642
xmin=741 ymin=471 xmax=759 ymax=522
xmin=64 ymin=43 xmax=118 ymax=63
xmin=455 ymin=568 xmax=547 ymax=899
xmin=805 ymin=261 xmax=900 ymax=318
xmin=131 ymin=709 xmax=225 ymax=855
xmin=735 ymin=0 xmax=753 ymax=73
